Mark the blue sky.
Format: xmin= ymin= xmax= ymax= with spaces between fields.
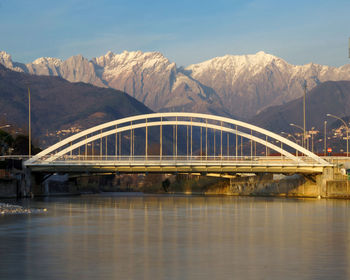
xmin=0 ymin=0 xmax=349 ymax=66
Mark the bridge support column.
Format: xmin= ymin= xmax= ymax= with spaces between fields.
xmin=23 ymin=167 xmax=34 ymax=197
xmin=316 ymin=167 xmax=336 ymax=198
xmin=23 ymin=168 xmax=43 ymax=197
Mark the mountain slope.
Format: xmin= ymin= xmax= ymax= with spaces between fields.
xmin=0 ymin=64 xmax=152 ymax=147
xmin=249 ymin=80 xmax=350 ymax=133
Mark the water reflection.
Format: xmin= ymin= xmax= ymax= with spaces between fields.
xmin=0 ymin=195 xmax=350 ymax=280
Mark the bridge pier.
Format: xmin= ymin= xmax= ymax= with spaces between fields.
xmin=23 ymin=169 xmax=79 ymax=197
xmin=316 ymin=167 xmax=334 ymax=198
xmin=316 ymin=166 xmax=350 ymax=198
xmin=24 ymin=168 xmax=40 ymax=197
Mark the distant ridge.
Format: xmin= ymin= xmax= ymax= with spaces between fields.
xmin=249 ymin=80 xmax=350 ymax=132
xmin=1 ymin=50 xmax=350 ymax=119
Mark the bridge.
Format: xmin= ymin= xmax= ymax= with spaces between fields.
xmin=24 ymin=112 xmax=332 ymax=176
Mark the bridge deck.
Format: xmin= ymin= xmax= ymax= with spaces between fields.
xmin=26 ymin=158 xmax=327 ymax=174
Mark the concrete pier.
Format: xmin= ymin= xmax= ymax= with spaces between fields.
xmin=202 ymin=167 xmax=350 ymax=199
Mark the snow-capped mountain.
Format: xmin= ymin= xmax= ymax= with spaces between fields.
xmin=91 ymin=51 xmax=224 ymax=114
xmin=1 ymin=50 xmax=350 ymax=119
xmin=186 ymin=51 xmax=350 ymax=118
xmin=0 ymin=50 xmax=225 ymax=116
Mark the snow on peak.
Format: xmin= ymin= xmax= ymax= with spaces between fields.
xmin=93 ymin=50 xmax=173 ymax=73
xmin=185 ymin=51 xmax=298 ymax=82
xmin=104 ymin=50 xmax=115 ymax=59
xmin=0 ymin=51 xmax=12 ymax=61
xmin=32 ymin=57 xmax=62 ymax=67
xmin=0 ymin=51 xmax=15 ymax=68
xmin=0 ymin=50 xmax=26 ymax=72
xmin=193 ymin=51 xmax=280 ymax=69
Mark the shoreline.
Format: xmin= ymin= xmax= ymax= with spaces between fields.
xmin=0 ymin=202 xmax=47 ymax=215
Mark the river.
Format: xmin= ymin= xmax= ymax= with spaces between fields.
xmin=1 ymin=194 xmax=350 ymax=280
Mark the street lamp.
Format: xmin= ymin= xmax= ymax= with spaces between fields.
xmin=326 ymin=113 xmax=349 ymax=157
xmin=290 ymin=123 xmax=305 ymax=148
xmin=324 ymin=120 xmax=327 ymax=156
xmin=310 ymin=127 xmax=316 ymax=153
xmin=281 ymin=132 xmax=298 ymax=157
xmin=28 ymin=87 xmax=31 ymax=158
xmin=303 ymin=81 xmax=307 ymax=152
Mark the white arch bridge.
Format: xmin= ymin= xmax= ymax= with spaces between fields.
xmin=24 ymin=113 xmax=332 ymax=175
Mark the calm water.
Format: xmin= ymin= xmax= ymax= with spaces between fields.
xmin=1 ymin=194 xmax=350 ymax=280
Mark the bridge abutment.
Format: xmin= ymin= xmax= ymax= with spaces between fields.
xmin=193 ymin=166 xmax=348 ymax=198
xmin=316 ymin=166 xmax=350 ymax=199
xmin=224 ymin=173 xmax=319 ymax=197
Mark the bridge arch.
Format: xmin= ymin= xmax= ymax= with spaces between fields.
xmin=25 ymin=112 xmax=330 ymax=166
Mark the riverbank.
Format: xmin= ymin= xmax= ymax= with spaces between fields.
xmin=0 ymin=202 xmax=47 ymax=215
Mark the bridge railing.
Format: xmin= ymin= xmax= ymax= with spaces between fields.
xmin=0 ymin=155 xmax=31 ymax=160
xmin=28 ymin=155 xmax=322 ymax=166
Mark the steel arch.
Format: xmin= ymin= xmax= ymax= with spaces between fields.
xmin=25 ymin=112 xmax=330 ymax=166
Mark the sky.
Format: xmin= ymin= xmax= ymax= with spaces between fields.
xmin=0 ymin=0 xmax=349 ymax=67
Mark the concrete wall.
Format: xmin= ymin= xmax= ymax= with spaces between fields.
xmin=202 ymin=174 xmax=320 ymax=197
xmin=170 ymin=171 xmax=350 ymax=199
xmin=325 ymin=181 xmax=350 ymax=199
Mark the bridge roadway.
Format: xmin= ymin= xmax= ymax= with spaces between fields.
xmin=25 ymin=156 xmax=328 ymax=175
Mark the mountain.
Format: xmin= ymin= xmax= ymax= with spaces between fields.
xmin=2 ymin=50 xmax=350 ymax=119
xmin=186 ymin=52 xmax=350 ymax=118
xmin=0 ymin=51 xmax=229 ymax=118
xmin=249 ymin=80 xmax=350 ymax=133
xmin=0 ymin=64 xmax=152 ymax=147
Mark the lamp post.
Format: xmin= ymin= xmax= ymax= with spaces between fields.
xmin=326 ymin=113 xmax=349 ymax=157
xmin=324 ymin=120 xmax=327 ymax=156
xmin=28 ymin=88 xmax=31 ymax=158
xmin=303 ymin=81 xmax=307 ymax=151
xmin=281 ymin=132 xmax=298 ymax=157
xmin=311 ymin=127 xmax=314 ymax=154
xmin=290 ymin=123 xmax=305 ymax=148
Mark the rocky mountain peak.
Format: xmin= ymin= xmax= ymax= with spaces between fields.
xmin=1 ymin=50 xmax=350 ymax=119
xmin=0 ymin=51 xmax=12 ymax=63
xmin=0 ymin=51 xmax=25 ymax=72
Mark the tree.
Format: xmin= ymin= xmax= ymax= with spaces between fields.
xmin=12 ymin=134 xmax=41 ymax=155
xmin=0 ymin=130 xmax=14 ymax=155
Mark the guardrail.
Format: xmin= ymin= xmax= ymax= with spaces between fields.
xmin=27 ymin=155 xmax=330 ymax=167
xmin=0 ymin=155 xmax=30 ymax=160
